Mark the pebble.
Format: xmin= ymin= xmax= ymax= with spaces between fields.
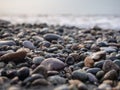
xmin=43 ymin=34 xmax=62 ymax=42
xmin=113 ymin=59 xmax=120 ymax=67
xmin=98 ymin=83 xmax=111 ymax=90
xmin=91 ymin=51 xmax=106 ymax=61
xmin=0 ymin=40 xmax=16 ymax=46
xmin=102 ymin=60 xmax=120 ymax=72
xmin=87 ymin=73 xmax=98 ymax=83
xmin=17 ymin=67 xmax=30 ymax=80
xmin=40 ymin=58 xmax=65 ymax=71
xmin=31 ymin=78 xmax=49 ymax=86
xmin=7 ymin=86 xmax=21 ymax=90
xmin=102 ymin=69 xmax=118 ymax=81
xmin=23 ymin=40 xmax=35 ymax=49
xmin=54 ymin=85 xmax=70 ymax=90
xmin=96 ymin=70 xmax=105 ymax=79
xmin=100 ymin=47 xmax=117 ymax=53
xmin=22 ymin=74 xmax=44 ymax=85
xmin=48 ymin=75 xmax=66 ymax=85
xmin=69 ymin=53 xmax=80 ymax=61
xmin=84 ymin=56 xmax=94 ymax=67
xmin=72 ymin=69 xmax=88 ymax=82
xmin=32 ymin=65 xmax=47 ymax=78
xmin=0 ymin=49 xmax=27 ymax=63
xmin=86 ymin=68 xmax=101 ymax=75
xmin=65 ymin=56 xmax=75 ymax=65
xmin=94 ymin=60 xmax=104 ymax=69
xmin=32 ymin=56 xmax=44 ymax=64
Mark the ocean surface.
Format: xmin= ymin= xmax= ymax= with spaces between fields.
xmin=0 ymin=15 xmax=120 ymax=30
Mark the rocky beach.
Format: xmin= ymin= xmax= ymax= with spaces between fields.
xmin=0 ymin=16 xmax=120 ymax=90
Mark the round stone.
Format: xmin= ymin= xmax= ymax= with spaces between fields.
xmin=32 ymin=56 xmax=45 ymax=64
xmin=65 ymin=56 xmax=75 ymax=65
xmin=84 ymin=56 xmax=94 ymax=68
xmin=23 ymin=40 xmax=35 ymax=49
xmin=40 ymin=58 xmax=65 ymax=71
xmin=72 ymin=69 xmax=88 ymax=82
xmin=17 ymin=67 xmax=30 ymax=80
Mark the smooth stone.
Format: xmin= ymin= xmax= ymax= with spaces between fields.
xmin=0 ymin=49 xmax=27 ymax=63
xmin=113 ymin=60 xmax=120 ymax=67
xmin=31 ymin=79 xmax=49 ymax=86
xmin=7 ymin=86 xmax=21 ymax=90
xmin=32 ymin=65 xmax=47 ymax=78
xmin=40 ymin=58 xmax=65 ymax=71
xmin=100 ymin=47 xmax=117 ymax=53
xmin=78 ymin=82 xmax=88 ymax=90
xmin=94 ymin=60 xmax=104 ymax=69
xmin=84 ymin=56 xmax=94 ymax=67
xmin=0 ymin=62 xmax=5 ymax=68
xmin=0 ymin=40 xmax=16 ymax=46
xmin=91 ymin=51 xmax=106 ymax=61
xmin=72 ymin=69 xmax=88 ymax=82
xmin=54 ymin=85 xmax=70 ymax=90
xmin=7 ymin=70 xmax=17 ymax=79
xmin=42 ymin=41 xmax=51 ymax=47
xmin=86 ymin=68 xmax=101 ymax=75
xmin=103 ymin=80 xmax=114 ymax=86
xmin=32 ymin=36 xmax=44 ymax=42
xmin=23 ymin=40 xmax=35 ymax=49
xmin=43 ymin=34 xmax=62 ymax=42
xmin=23 ymin=74 xmax=44 ymax=85
xmin=32 ymin=56 xmax=45 ymax=64
xmin=87 ymin=73 xmax=98 ymax=83
xmin=96 ymin=70 xmax=105 ymax=79
xmin=102 ymin=69 xmax=118 ymax=80
xmin=65 ymin=56 xmax=75 ymax=65
xmin=98 ymin=83 xmax=111 ymax=90
xmin=47 ymin=71 xmax=59 ymax=76
xmin=10 ymin=77 xmax=19 ymax=85
xmin=97 ymin=41 xmax=108 ymax=47
xmin=17 ymin=67 xmax=30 ymax=80
xmin=102 ymin=60 xmax=120 ymax=72
xmin=69 ymin=53 xmax=80 ymax=61
xmin=48 ymin=75 xmax=66 ymax=85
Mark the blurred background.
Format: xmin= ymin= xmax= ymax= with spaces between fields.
xmin=0 ymin=0 xmax=120 ymax=15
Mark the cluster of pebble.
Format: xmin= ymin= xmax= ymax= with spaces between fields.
xmin=0 ymin=19 xmax=120 ymax=90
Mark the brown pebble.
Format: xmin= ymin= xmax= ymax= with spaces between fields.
xmin=0 ymin=49 xmax=27 ymax=63
xmin=102 ymin=60 xmax=120 ymax=72
xmin=84 ymin=56 xmax=94 ymax=67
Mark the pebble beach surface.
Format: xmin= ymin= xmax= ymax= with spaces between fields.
xmin=0 ymin=18 xmax=120 ymax=90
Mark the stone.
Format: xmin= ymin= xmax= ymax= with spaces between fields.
xmin=84 ymin=56 xmax=94 ymax=67
xmin=102 ymin=60 xmax=120 ymax=72
xmin=23 ymin=40 xmax=35 ymax=49
xmin=102 ymin=69 xmax=118 ymax=81
xmin=91 ymin=51 xmax=106 ymax=61
xmin=32 ymin=56 xmax=44 ymax=64
xmin=0 ymin=49 xmax=27 ymax=63
xmin=31 ymin=79 xmax=49 ymax=86
xmin=86 ymin=68 xmax=101 ymax=75
xmin=40 ymin=58 xmax=65 ymax=71
xmin=17 ymin=67 xmax=30 ymax=80
xmin=43 ymin=34 xmax=62 ymax=42
xmin=0 ymin=40 xmax=16 ymax=46
xmin=65 ymin=56 xmax=75 ymax=65
xmin=72 ymin=69 xmax=88 ymax=82
xmin=32 ymin=65 xmax=47 ymax=78
xmin=48 ymin=75 xmax=66 ymax=85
